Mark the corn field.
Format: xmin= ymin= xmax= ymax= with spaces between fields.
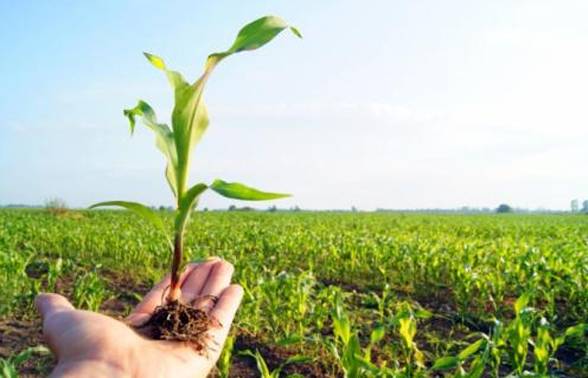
xmin=0 ymin=209 xmax=586 ymax=377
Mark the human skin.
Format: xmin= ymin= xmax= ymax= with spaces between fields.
xmin=35 ymin=258 xmax=243 ymax=378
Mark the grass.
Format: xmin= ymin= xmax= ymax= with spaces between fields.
xmin=0 ymin=209 xmax=586 ymax=376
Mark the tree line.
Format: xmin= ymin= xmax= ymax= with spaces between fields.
xmin=570 ymin=199 xmax=588 ymax=213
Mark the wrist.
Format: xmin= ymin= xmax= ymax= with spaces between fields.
xmin=50 ymin=360 xmax=131 ymax=378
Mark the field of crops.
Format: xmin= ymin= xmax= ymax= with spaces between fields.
xmin=0 ymin=209 xmax=587 ymax=377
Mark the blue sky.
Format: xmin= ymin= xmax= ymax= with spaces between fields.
xmin=1 ymin=1 xmax=587 ymax=210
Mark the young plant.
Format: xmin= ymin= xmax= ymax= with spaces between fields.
xmin=431 ymin=336 xmax=488 ymax=377
xmin=395 ymin=303 xmax=426 ymax=375
xmin=0 ymin=346 xmax=49 ymax=378
xmin=506 ymin=293 xmax=534 ymax=374
xmin=217 ymin=334 xmax=235 ymax=378
xmin=533 ymin=319 xmax=586 ymax=375
xmin=240 ymin=349 xmax=311 ymax=378
xmin=91 ymin=16 xmax=300 ymax=304
xmin=328 ymin=291 xmax=391 ymax=378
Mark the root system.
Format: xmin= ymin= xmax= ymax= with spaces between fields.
xmin=135 ymin=301 xmax=218 ymax=353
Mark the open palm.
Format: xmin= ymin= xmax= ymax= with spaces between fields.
xmin=36 ymin=259 xmax=243 ymax=378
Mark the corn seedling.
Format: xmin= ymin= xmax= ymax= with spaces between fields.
xmin=395 ymin=303 xmax=426 ymax=375
xmin=328 ymin=292 xmax=392 ymax=377
xmin=367 ymin=283 xmax=394 ymax=322
xmin=72 ymin=269 xmax=108 ymax=312
xmin=431 ymin=337 xmax=488 ymax=377
xmin=89 ymin=16 xmax=300 ymax=340
xmin=0 ymin=346 xmax=49 ymax=378
xmin=431 ymin=295 xmax=587 ymax=377
xmin=505 ymin=293 xmax=535 ymax=374
xmin=240 ymin=349 xmax=310 ymax=378
xmin=217 ymin=334 xmax=235 ymax=378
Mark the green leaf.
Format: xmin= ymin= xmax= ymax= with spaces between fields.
xmin=284 ymin=355 xmax=312 ymax=365
xmin=219 ymin=15 xmax=301 ymax=55
xmin=276 ymin=334 xmax=303 ymax=346
xmin=290 ymin=26 xmax=303 ymax=39
xmin=240 ymin=350 xmax=273 ymax=378
xmin=143 ymin=52 xmax=167 ymax=70
xmin=171 ymin=88 xmax=209 ymax=198
xmin=345 ymin=334 xmax=362 ymax=360
xmin=210 ymin=179 xmax=290 ymax=201
xmin=432 ymin=356 xmax=460 ymax=371
xmin=514 ymin=293 xmax=530 ymax=314
xmin=89 ymin=201 xmax=171 ymax=247
xmin=353 ymin=355 xmax=380 ymax=372
xmin=370 ymin=325 xmax=386 ymax=344
xmin=143 ymin=52 xmax=187 ymax=90
xmin=468 ymin=356 xmax=486 ymax=378
xmin=1 ymin=362 xmax=17 ymax=378
xmin=175 ymin=183 xmax=208 ymax=232
xmin=172 ymin=16 xmax=300 ymax=199
xmin=11 ymin=346 xmax=49 ymax=366
xmin=458 ymin=339 xmax=486 ymax=360
xmin=140 ymin=52 xmax=200 ymax=200
xmin=138 ymin=16 xmax=300 ymax=202
xmin=123 ymin=100 xmax=179 ymax=197
xmin=564 ymin=323 xmax=586 ymax=338
xmin=398 ymin=317 xmax=416 ymax=346
xmin=415 ymin=308 xmax=433 ymax=319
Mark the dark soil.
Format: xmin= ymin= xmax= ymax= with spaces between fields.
xmin=320 ymin=277 xmax=375 ymax=293
xmin=136 ymin=300 xmax=218 ymax=353
xmin=100 ymin=270 xmax=151 ymax=317
xmin=0 ymin=320 xmax=40 ymax=358
xmin=227 ymin=332 xmax=333 ymax=378
xmin=0 ymin=319 xmax=53 ymax=377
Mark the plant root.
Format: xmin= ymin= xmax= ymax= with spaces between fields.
xmin=135 ymin=300 xmax=220 ymax=353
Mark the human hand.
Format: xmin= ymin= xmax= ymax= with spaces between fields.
xmin=35 ymin=258 xmax=243 ymax=378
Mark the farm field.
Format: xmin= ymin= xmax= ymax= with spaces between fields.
xmin=0 ymin=209 xmax=587 ymax=377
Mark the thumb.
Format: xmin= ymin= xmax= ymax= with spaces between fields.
xmin=35 ymin=293 xmax=75 ymax=356
xmin=35 ymin=293 xmax=75 ymax=319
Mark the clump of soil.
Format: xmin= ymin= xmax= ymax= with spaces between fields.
xmin=136 ymin=300 xmax=219 ymax=353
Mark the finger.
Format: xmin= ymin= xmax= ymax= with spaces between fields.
xmin=210 ymin=284 xmax=244 ymax=328
xmin=126 ymin=312 xmax=151 ymax=327
xmin=191 ymin=260 xmax=234 ymax=308
xmin=35 ymin=293 xmax=75 ymax=356
xmin=35 ymin=293 xmax=74 ymax=319
xmin=180 ymin=258 xmax=223 ymax=304
xmin=130 ymin=273 xmax=172 ymax=318
xmin=130 ymin=261 xmax=210 ymax=317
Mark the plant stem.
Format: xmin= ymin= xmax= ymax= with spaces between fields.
xmin=167 ymin=231 xmax=183 ymax=302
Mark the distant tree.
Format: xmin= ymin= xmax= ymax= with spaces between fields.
xmin=228 ymin=204 xmax=237 ymax=211
xmin=583 ymin=200 xmax=588 ymax=213
xmin=351 ymin=206 xmax=358 ymax=212
xmin=496 ymin=204 xmax=513 ymax=213
xmin=268 ymin=205 xmax=277 ymax=212
xmin=571 ymin=199 xmax=579 ymax=213
xmin=159 ymin=205 xmax=166 ymax=212
xmin=45 ymin=198 xmax=68 ymax=216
